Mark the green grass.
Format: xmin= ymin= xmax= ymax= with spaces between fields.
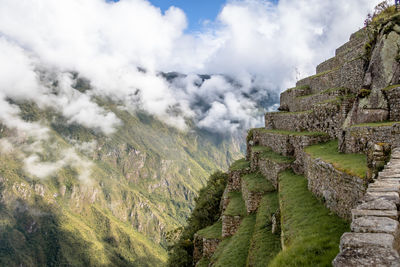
xmin=351 ymin=121 xmax=400 ymax=128
xmin=224 ymin=192 xmax=246 ymax=217
xmin=211 ymin=215 xmax=256 ymax=267
xmin=305 ymin=140 xmax=367 ymax=178
xmin=197 ymin=221 xmax=222 ymax=240
xmin=308 ymin=67 xmax=339 ymax=80
xmin=382 ymin=84 xmax=400 ymax=91
xmin=241 ymin=172 xmax=275 ymax=193
xmin=285 ymin=85 xmax=310 ymax=92
xmin=297 ymin=87 xmax=347 ymax=99
xmin=266 ymin=110 xmax=313 ymax=116
xmin=229 ymin=158 xmax=250 ymax=171
xmin=247 ymin=193 xmax=281 ymax=267
xmin=257 ymin=128 xmax=328 ymax=137
xmin=196 ymin=258 xmax=210 ymax=267
xmin=269 ymin=171 xmax=349 ymax=267
xmin=252 ymin=146 xmax=294 ymax=164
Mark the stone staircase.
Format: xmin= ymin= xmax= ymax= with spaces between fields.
xmin=333 ymin=148 xmax=400 ymax=266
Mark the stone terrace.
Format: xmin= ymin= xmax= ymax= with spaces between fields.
xmin=333 ymin=148 xmax=400 ymax=266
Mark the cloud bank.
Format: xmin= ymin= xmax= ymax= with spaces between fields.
xmin=0 ymin=0 xmax=381 ymax=136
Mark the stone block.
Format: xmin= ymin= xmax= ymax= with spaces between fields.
xmin=357 ymin=198 xmax=397 ymax=211
xmin=340 ymin=232 xmax=396 ymax=250
xmin=333 ymin=246 xmax=400 ymax=267
xmin=351 ymin=209 xmax=398 ymax=220
xmin=351 ymin=216 xmax=399 ymax=235
xmin=364 ymin=192 xmax=400 ymax=205
xmin=222 ymin=215 xmax=242 ymax=238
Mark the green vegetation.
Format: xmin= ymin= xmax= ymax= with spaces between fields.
xmin=211 ymin=215 xmax=256 ymax=267
xmin=167 ymin=171 xmax=228 ymax=267
xmin=297 ymin=87 xmax=348 ymax=99
xmin=247 ymin=193 xmax=281 ymax=267
xmin=305 ymin=140 xmax=367 ymax=178
xmin=351 ymin=121 xmax=400 ymax=127
xmin=309 ymin=67 xmax=340 ymax=80
xmin=252 ymin=146 xmax=294 ymax=164
xmin=230 ymin=158 xmax=250 ymax=171
xmin=224 ymin=192 xmax=246 ymax=216
xmin=268 ymin=110 xmax=313 ymax=115
xmin=196 ymin=258 xmax=211 ymax=267
xmin=258 ymin=128 xmax=328 ymax=137
xmin=197 ymin=221 xmax=222 ymax=240
xmin=285 ymin=85 xmax=310 ymax=93
xmin=358 ymin=88 xmax=371 ymax=98
xmin=269 ymin=171 xmax=349 ymax=267
xmin=241 ymin=172 xmax=275 ymax=193
xmin=382 ymin=84 xmax=400 ymax=91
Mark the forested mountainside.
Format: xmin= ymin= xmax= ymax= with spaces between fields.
xmin=0 ymin=73 xmax=250 ymax=266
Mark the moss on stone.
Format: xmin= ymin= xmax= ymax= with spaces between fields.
xmin=224 ymin=192 xmax=246 ymax=217
xmin=305 ymin=140 xmax=368 ymax=178
xmin=241 ymin=172 xmax=275 ymax=193
xmin=251 ymin=146 xmax=294 ymax=164
xmin=350 ymin=121 xmax=400 ymax=128
xmin=197 ymin=221 xmax=222 ymax=240
xmin=258 ymin=128 xmax=328 ymax=137
xmin=382 ymin=84 xmax=400 ymax=91
xmin=285 ymin=85 xmax=310 ymax=93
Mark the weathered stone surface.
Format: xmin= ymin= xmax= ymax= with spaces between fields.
xmin=202 ymin=238 xmax=220 ymax=259
xmin=227 ymin=169 xmax=247 ymax=192
xmin=351 ymin=216 xmax=399 ymax=235
xmin=340 ymin=232 xmax=396 ymax=250
xmin=351 ymin=209 xmax=398 ymax=220
xmin=222 ymin=215 xmax=242 ymax=238
xmin=304 ymin=153 xmax=367 ymax=220
xmin=333 ymin=246 xmax=400 ymax=267
xmin=242 ymin=181 xmax=264 ymax=214
xmin=340 ymin=123 xmax=400 ymax=154
xmin=364 ymin=192 xmax=400 ymax=205
xmin=357 ymin=198 xmax=397 ymax=211
xmin=193 ymin=234 xmax=203 ymax=264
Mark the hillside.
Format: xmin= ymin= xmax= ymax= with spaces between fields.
xmin=0 ymin=73 xmax=246 ymax=266
xmin=170 ymin=6 xmax=400 ymax=267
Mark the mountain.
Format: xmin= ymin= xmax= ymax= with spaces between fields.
xmin=0 ymin=73 xmax=248 ymax=266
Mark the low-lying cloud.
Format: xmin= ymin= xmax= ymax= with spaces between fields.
xmin=0 ymin=0 xmax=381 ymax=136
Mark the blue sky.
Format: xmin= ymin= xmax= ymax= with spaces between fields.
xmin=107 ymin=0 xmax=279 ymax=32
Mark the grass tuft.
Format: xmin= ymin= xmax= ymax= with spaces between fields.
xmin=241 ymin=172 xmax=275 ymax=193
xmin=196 ymin=221 xmax=222 ymax=240
xmin=305 ymin=140 xmax=367 ymax=178
xmin=224 ymin=192 xmax=246 ymax=217
xmin=252 ymin=146 xmax=294 ymax=164
xmin=229 ymin=158 xmax=250 ymax=171
xmin=351 ymin=121 xmax=400 ymax=128
xmin=258 ymin=128 xmax=328 ymax=137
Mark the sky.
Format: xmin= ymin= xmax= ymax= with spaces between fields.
xmin=0 ymin=0 xmax=382 ymax=136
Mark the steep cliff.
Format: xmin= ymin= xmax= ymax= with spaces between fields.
xmin=173 ymin=6 xmax=400 ymax=267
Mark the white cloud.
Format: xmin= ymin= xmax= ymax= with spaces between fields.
xmin=0 ymin=0 xmax=382 ymax=134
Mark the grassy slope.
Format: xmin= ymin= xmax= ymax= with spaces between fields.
xmin=269 ymin=170 xmax=349 ymax=267
xmin=211 ymin=215 xmax=256 ymax=267
xmin=247 ymin=193 xmax=281 ymax=267
xmin=305 ymin=140 xmax=367 ymax=178
xmin=224 ymin=192 xmax=247 ymax=216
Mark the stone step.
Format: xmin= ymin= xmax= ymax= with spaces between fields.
xmin=367 ymin=186 xmax=400 ymax=193
xmin=351 ymin=209 xmax=398 ymax=220
xmin=340 ymin=232 xmax=397 ymax=250
xmin=351 ymin=216 xmax=399 ymax=235
xmin=357 ymin=198 xmax=397 ymax=211
xmin=364 ymin=192 xmax=400 ymax=205
xmin=333 ymin=246 xmax=400 ymax=267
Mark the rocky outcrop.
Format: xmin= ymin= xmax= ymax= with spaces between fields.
xmin=333 ymin=148 xmax=400 ymax=266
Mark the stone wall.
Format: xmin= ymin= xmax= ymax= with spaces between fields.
xmin=222 ymin=215 xmax=242 ymax=237
xmin=227 ymin=170 xmax=245 ymax=192
xmin=193 ymin=234 xmax=203 ymax=264
xmin=333 ymin=148 xmax=400 ymax=266
xmin=339 ymin=123 xmax=400 ymax=154
xmin=304 ymin=153 xmax=368 ymax=220
xmin=241 ymin=181 xmax=264 ymax=214
xmin=258 ymin=158 xmax=291 ymax=189
xmin=193 ymin=235 xmax=221 ymax=265
xmin=266 ymin=100 xmax=354 ymax=139
xmin=280 ymin=86 xmax=311 ymax=112
xmin=383 ymin=86 xmax=400 ymax=121
xmin=203 ymin=238 xmax=221 ymax=259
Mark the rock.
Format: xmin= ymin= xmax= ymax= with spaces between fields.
xmin=333 ymin=246 xmax=400 ymax=267
xmin=364 ymin=192 xmax=400 ymax=205
xmin=357 ymin=198 xmax=397 ymax=211
xmin=340 ymin=232 xmax=396 ymax=250
xmin=351 ymin=209 xmax=398 ymax=220
xmin=351 ymin=216 xmax=399 ymax=235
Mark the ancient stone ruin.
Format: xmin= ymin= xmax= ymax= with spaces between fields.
xmin=193 ymin=11 xmax=400 ymax=267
